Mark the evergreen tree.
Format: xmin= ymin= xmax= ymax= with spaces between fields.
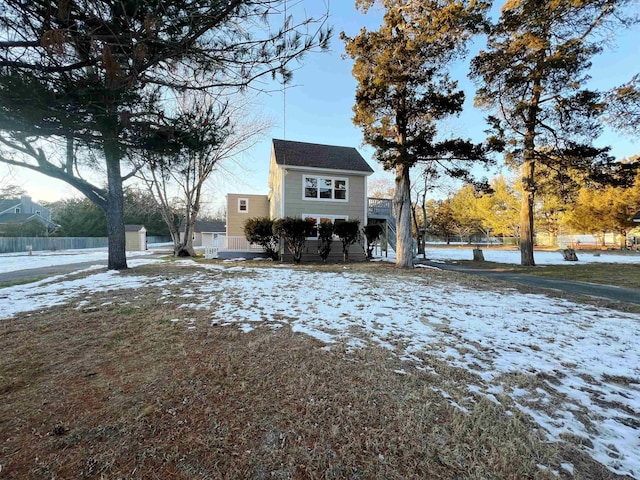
xmin=0 ymin=0 xmax=330 ymax=269
xmin=604 ymin=74 xmax=640 ymax=136
xmin=343 ymin=0 xmax=491 ymax=268
xmin=470 ymin=0 xmax=638 ymax=265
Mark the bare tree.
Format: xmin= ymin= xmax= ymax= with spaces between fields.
xmin=137 ymin=92 xmax=271 ymax=257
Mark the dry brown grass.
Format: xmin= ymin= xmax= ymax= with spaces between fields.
xmin=0 ymin=263 xmax=626 ymax=479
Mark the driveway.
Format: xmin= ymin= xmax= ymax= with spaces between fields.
xmin=418 ymin=260 xmax=640 ymax=306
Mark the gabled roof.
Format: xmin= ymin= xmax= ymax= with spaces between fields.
xmin=179 ymin=220 xmax=225 ymax=233
xmin=0 ymin=199 xmax=20 ymax=214
xmin=125 ymin=224 xmax=146 ymax=232
xmin=272 ymin=139 xmax=374 ymax=174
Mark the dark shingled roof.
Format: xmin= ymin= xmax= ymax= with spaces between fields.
xmin=179 ymin=220 xmax=226 ymax=233
xmin=125 ymin=224 xmax=145 ymax=232
xmin=634 ymin=211 xmax=640 ymax=222
xmin=272 ymin=139 xmax=373 ymax=173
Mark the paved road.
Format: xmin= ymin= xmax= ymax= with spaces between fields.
xmin=418 ymin=260 xmax=640 ymax=305
xmin=0 ymin=252 xmax=171 ymax=284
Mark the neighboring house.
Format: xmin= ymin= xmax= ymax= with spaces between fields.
xmin=0 ymin=195 xmax=57 ymax=233
xmin=215 ymin=139 xmax=395 ymax=261
xmin=179 ymin=220 xmax=226 ymax=247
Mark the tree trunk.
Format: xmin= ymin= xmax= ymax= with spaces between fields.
xmin=104 ymin=135 xmax=128 ymax=270
xmin=394 ymin=163 xmax=414 ymax=268
xmin=520 ymin=157 xmax=536 ymax=266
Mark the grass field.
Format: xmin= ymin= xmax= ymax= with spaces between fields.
xmin=1 ymin=260 xmax=637 ymax=479
xmin=453 ymin=259 xmax=640 ymax=290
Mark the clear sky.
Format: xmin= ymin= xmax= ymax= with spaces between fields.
xmin=2 ymin=1 xmax=638 ymax=212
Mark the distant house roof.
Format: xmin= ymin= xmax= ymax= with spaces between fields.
xmin=125 ymin=224 xmax=146 ymax=232
xmin=272 ymin=139 xmax=374 ymax=174
xmin=179 ymin=220 xmax=225 ymax=233
xmin=634 ymin=211 xmax=640 ymax=222
xmin=0 ymin=199 xmax=20 ymax=214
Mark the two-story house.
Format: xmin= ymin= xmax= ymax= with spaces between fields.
xmin=220 ymin=139 xmax=377 ymax=260
xmin=0 ymin=195 xmax=57 ymax=234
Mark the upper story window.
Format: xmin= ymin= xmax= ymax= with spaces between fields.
xmin=303 ymin=175 xmax=348 ymax=201
xmin=36 ymin=210 xmax=41 ymax=216
xmin=238 ymin=198 xmax=249 ymax=213
xmin=14 ymin=207 xmax=20 ymax=213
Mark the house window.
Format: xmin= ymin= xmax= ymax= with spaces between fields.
xmin=303 ymin=176 xmax=348 ymax=201
xmin=14 ymin=208 xmax=20 ymax=213
xmin=36 ymin=210 xmax=41 ymax=216
xmin=238 ymin=198 xmax=249 ymax=213
xmin=302 ymin=214 xmax=348 ymax=239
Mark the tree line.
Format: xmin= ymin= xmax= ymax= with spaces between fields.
xmin=418 ymin=160 xmax=640 ymax=249
xmin=344 ymin=0 xmax=639 ymax=267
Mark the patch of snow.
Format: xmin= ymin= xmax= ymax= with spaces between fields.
xmin=2 ymin=256 xmax=640 ymax=477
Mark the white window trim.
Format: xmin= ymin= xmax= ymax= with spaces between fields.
xmin=237 ymin=197 xmax=249 ymax=213
xmin=14 ymin=207 xmax=20 ymax=213
xmin=302 ymin=175 xmax=348 ymax=202
xmin=302 ymin=214 xmax=349 ymax=240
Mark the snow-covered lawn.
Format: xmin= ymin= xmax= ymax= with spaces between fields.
xmin=0 ymin=248 xmax=157 ymax=274
xmin=1 ymin=255 xmax=639 ymax=477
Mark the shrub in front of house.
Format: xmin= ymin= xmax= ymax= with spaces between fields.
xmin=363 ymin=223 xmax=384 ymax=259
xmin=317 ymin=220 xmax=334 ymax=262
xmin=244 ymin=217 xmax=280 ymax=260
xmin=335 ymin=220 xmax=361 ymax=262
xmin=273 ymin=217 xmax=316 ymax=264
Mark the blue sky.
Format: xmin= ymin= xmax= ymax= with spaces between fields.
xmin=2 ymin=1 xmax=639 ymax=212
xmin=214 ymin=0 xmax=639 ymax=208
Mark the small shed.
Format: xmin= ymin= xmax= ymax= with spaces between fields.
xmin=634 ymin=211 xmax=640 ymax=223
xmin=125 ymin=224 xmax=147 ymax=251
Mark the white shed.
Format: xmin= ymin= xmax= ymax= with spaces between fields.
xmin=125 ymin=224 xmax=147 ymax=251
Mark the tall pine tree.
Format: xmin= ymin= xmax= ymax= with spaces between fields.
xmin=470 ymin=0 xmax=638 ymax=266
xmin=0 ymin=1 xmax=330 ymax=269
xmin=343 ymin=0 xmax=491 ymax=268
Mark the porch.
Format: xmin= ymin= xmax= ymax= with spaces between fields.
xmin=203 ymin=235 xmax=266 ymax=259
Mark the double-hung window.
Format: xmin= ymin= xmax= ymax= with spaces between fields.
xmin=303 ymin=176 xmax=347 ymax=201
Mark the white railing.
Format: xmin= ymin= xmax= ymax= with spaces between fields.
xmin=224 ymin=235 xmax=264 ymax=252
xmin=204 ymin=235 xmax=264 ymax=259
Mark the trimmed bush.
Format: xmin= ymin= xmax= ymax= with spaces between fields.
xmin=334 ymin=220 xmax=361 ymax=262
xmin=273 ymin=217 xmax=316 ymax=264
xmin=244 ymin=217 xmax=280 ymax=260
xmin=317 ymin=220 xmax=334 ymax=262
xmin=363 ymin=223 xmax=384 ymax=259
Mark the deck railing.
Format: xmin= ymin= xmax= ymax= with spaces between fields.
xmin=368 ymin=197 xmax=393 ymax=217
xmin=224 ymin=235 xmax=264 ymax=252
